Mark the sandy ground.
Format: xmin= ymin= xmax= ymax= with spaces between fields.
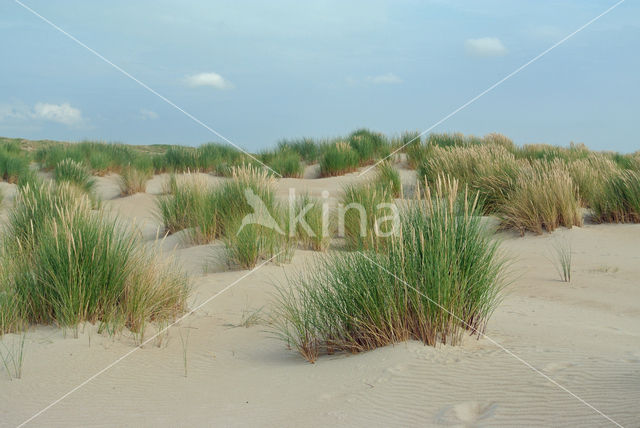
xmin=0 ymin=168 xmax=639 ymax=427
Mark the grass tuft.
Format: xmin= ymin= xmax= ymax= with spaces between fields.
xmin=54 ymin=159 xmax=96 ymax=194
xmin=292 ymin=194 xmax=332 ymax=251
xmin=273 ymin=177 xmax=506 ymax=362
xmin=319 ymin=142 xmax=360 ymax=177
xmin=550 ymin=238 xmax=572 ymax=282
xmin=119 ymin=166 xmax=153 ymax=195
xmin=264 ymin=149 xmax=304 ymax=178
xmin=1 ymin=181 xmax=189 ymax=336
xmin=340 ymin=183 xmax=396 ymax=251
xmin=591 ymin=170 xmax=640 ymax=223
xmin=156 ymin=174 xmax=220 ymax=244
xmin=373 ymin=161 xmax=401 ymax=197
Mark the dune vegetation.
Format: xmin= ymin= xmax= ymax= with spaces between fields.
xmin=373 ymin=161 xmax=402 ymax=198
xmin=119 ymin=165 xmax=153 ymax=195
xmin=0 ymin=180 xmax=189 ymax=338
xmin=53 ymin=158 xmax=96 ymax=194
xmin=319 ymin=142 xmax=360 ymax=177
xmin=0 ymin=130 xmax=638 ymax=356
xmin=340 ymin=182 xmax=396 ymax=251
xmin=292 ymin=193 xmax=331 ymax=251
xmin=0 ymin=140 xmax=31 ymax=184
xmin=273 ymin=177 xmax=507 ymax=362
xmin=415 ymin=134 xmax=640 ymax=232
xmin=157 ymin=165 xmax=294 ymax=268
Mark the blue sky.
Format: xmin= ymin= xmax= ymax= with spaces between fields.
xmin=0 ymin=0 xmax=638 ymax=152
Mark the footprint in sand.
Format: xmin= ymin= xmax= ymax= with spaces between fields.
xmin=435 ymin=401 xmax=497 ymax=427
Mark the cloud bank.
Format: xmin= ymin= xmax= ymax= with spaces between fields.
xmin=33 ymin=102 xmax=82 ymax=125
xmin=465 ymin=37 xmax=507 ymax=57
xmin=185 ymin=72 xmax=234 ymax=89
xmin=0 ymin=102 xmax=83 ymax=126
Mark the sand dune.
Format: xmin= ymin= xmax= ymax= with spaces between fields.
xmin=1 ymin=171 xmax=639 ymax=427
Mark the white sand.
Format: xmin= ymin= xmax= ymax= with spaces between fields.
xmin=1 ymin=170 xmax=638 ymax=427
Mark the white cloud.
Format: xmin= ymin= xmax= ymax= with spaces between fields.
xmin=185 ymin=72 xmax=234 ymax=89
xmin=0 ymin=102 xmax=82 ymax=126
xmin=0 ymin=104 xmax=30 ymax=121
xmin=366 ymin=73 xmax=402 ymax=84
xmin=140 ymin=108 xmax=159 ymax=120
xmin=33 ymin=102 xmax=82 ymax=125
xmin=465 ymin=37 xmax=507 ymax=58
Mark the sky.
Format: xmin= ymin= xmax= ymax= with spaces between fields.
xmin=0 ymin=0 xmax=638 ymax=152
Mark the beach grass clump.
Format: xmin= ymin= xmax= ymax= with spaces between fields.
xmin=277 ymin=138 xmax=319 ymax=163
xmin=499 ymin=161 xmax=582 ymax=234
xmin=292 ymin=194 xmax=331 ymax=251
xmin=217 ymin=164 xmax=277 ymax=226
xmin=36 ymin=141 xmax=138 ymax=175
xmin=319 ymin=142 xmax=360 ymax=177
xmin=482 ymin=133 xmax=516 ymax=152
xmin=0 ymin=148 xmax=30 ymax=184
xmin=609 ymin=152 xmax=640 ymax=172
xmin=348 ymin=129 xmax=390 ymax=164
xmin=273 ymin=177 xmax=506 ymax=362
xmin=34 ymin=144 xmax=78 ymax=170
xmin=53 ymin=158 xmax=96 ymax=194
xmin=391 ymin=131 xmax=420 ymax=151
xmin=0 ymin=181 xmax=189 ymax=336
xmin=590 ymin=170 xmax=640 ymax=223
xmin=418 ymin=144 xmax=519 ymax=213
xmin=222 ymin=214 xmax=292 ymax=269
xmin=265 ymin=149 xmax=304 ymax=178
xmin=153 ymin=143 xmax=252 ymax=176
xmin=373 ymin=161 xmax=401 ymax=197
xmin=156 ymin=174 xmax=220 ymax=244
xmin=427 ymin=132 xmax=481 ymax=148
xmin=0 ymin=264 xmax=26 ymax=334
xmin=219 ymin=165 xmax=294 ymax=267
xmin=119 ymin=155 xmax=154 ymax=195
xmin=515 ymin=143 xmax=589 ymax=163
xmin=119 ymin=166 xmax=153 ymax=195
xmin=159 ymin=165 xmax=294 ymax=267
xmin=405 ymin=141 xmax=430 ymax=169
xmin=567 ymin=154 xmax=618 ymax=206
xmin=197 ymin=143 xmax=250 ymax=176
xmin=340 ymin=183 xmax=396 ymax=251
xmin=162 ymin=146 xmax=199 ymax=173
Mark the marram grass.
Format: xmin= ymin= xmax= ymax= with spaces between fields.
xmin=499 ymin=161 xmax=582 ymax=235
xmin=264 ymin=149 xmax=304 ymax=178
xmin=119 ymin=166 xmax=153 ymax=195
xmin=0 ymin=181 xmax=189 ymax=337
xmin=591 ymin=170 xmax=640 ymax=223
xmin=320 ymin=142 xmax=359 ymax=177
xmin=220 ymin=165 xmax=294 ymax=268
xmin=340 ymin=182 xmax=395 ymax=251
xmin=293 ymin=194 xmax=332 ymax=251
xmin=156 ymin=174 xmax=220 ymax=244
xmin=54 ymin=158 xmax=96 ymax=194
xmin=273 ymin=177 xmax=507 ymax=363
xmin=373 ymin=161 xmax=402 ymax=198
xmin=157 ymin=166 xmax=294 ymax=267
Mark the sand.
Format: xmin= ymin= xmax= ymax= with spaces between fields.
xmin=0 ymin=169 xmax=638 ymax=427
